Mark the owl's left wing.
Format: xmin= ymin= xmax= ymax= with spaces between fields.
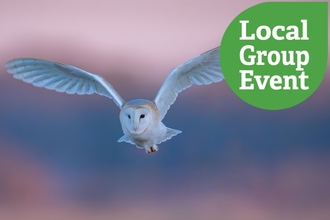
xmin=154 ymin=47 xmax=224 ymax=120
xmin=5 ymin=58 xmax=125 ymax=108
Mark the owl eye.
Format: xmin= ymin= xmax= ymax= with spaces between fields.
xmin=128 ymin=115 xmax=131 ymax=119
xmin=140 ymin=114 xmax=145 ymax=119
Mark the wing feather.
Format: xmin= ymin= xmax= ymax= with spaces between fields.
xmin=5 ymin=58 xmax=125 ymax=108
xmin=154 ymin=47 xmax=224 ymax=120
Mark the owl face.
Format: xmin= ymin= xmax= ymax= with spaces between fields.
xmin=120 ymin=105 xmax=153 ymax=134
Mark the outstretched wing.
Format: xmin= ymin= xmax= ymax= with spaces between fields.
xmin=154 ymin=47 xmax=224 ymax=120
xmin=5 ymin=58 xmax=125 ymax=108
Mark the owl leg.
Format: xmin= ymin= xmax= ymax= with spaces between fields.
xmin=146 ymin=145 xmax=158 ymax=154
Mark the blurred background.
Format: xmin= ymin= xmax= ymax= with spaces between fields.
xmin=0 ymin=0 xmax=329 ymax=219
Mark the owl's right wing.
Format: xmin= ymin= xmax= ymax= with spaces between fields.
xmin=5 ymin=58 xmax=125 ymax=108
xmin=154 ymin=47 xmax=224 ymax=120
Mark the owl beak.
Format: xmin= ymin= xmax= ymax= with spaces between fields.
xmin=133 ymin=123 xmax=138 ymax=132
xmin=132 ymin=119 xmax=140 ymax=133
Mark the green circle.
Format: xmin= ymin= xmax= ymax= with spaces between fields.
xmin=220 ymin=2 xmax=328 ymax=110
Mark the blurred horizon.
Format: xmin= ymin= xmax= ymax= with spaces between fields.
xmin=1 ymin=0 xmax=329 ymax=219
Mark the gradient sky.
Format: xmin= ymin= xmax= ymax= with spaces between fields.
xmin=0 ymin=1 xmax=329 ymax=220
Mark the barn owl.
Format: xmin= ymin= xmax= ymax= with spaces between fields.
xmin=5 ymin=47 xmax=224 ymax=154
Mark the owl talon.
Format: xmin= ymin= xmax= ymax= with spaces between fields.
xmin=147 ymin=145 xmax=158 ymax=154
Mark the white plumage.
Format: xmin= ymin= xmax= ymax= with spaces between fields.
xmin=5 ymin=47 xmax=224 ymax=153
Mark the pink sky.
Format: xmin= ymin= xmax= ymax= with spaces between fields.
xmin=0 ymin=0 xmax=231 ymax=80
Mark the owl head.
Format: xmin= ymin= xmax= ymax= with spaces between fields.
xmin=119 ymin=99 xmax=158 ymax=134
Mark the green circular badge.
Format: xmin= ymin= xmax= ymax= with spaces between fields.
xmin=220 ymin=2 xmax=328 ymax=110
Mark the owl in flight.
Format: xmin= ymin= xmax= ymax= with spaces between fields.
xmin=5 ymin=47 xmax=224 ymax=154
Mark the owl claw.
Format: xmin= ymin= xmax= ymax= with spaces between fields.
xmin=146 ymin=145 xmax=158 ymax=154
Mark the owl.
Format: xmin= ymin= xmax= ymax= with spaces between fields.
xmin=5 ymin=47 xmax=224 ymax=153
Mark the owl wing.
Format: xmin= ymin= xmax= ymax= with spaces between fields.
xmin=154 ymin=47 xmax=224 ymax=120
xmin=5 ymin=58 xmax=125 ymax=108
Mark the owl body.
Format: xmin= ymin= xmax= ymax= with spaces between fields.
xmin=118 ymin=99 xmax=181 ymax=153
